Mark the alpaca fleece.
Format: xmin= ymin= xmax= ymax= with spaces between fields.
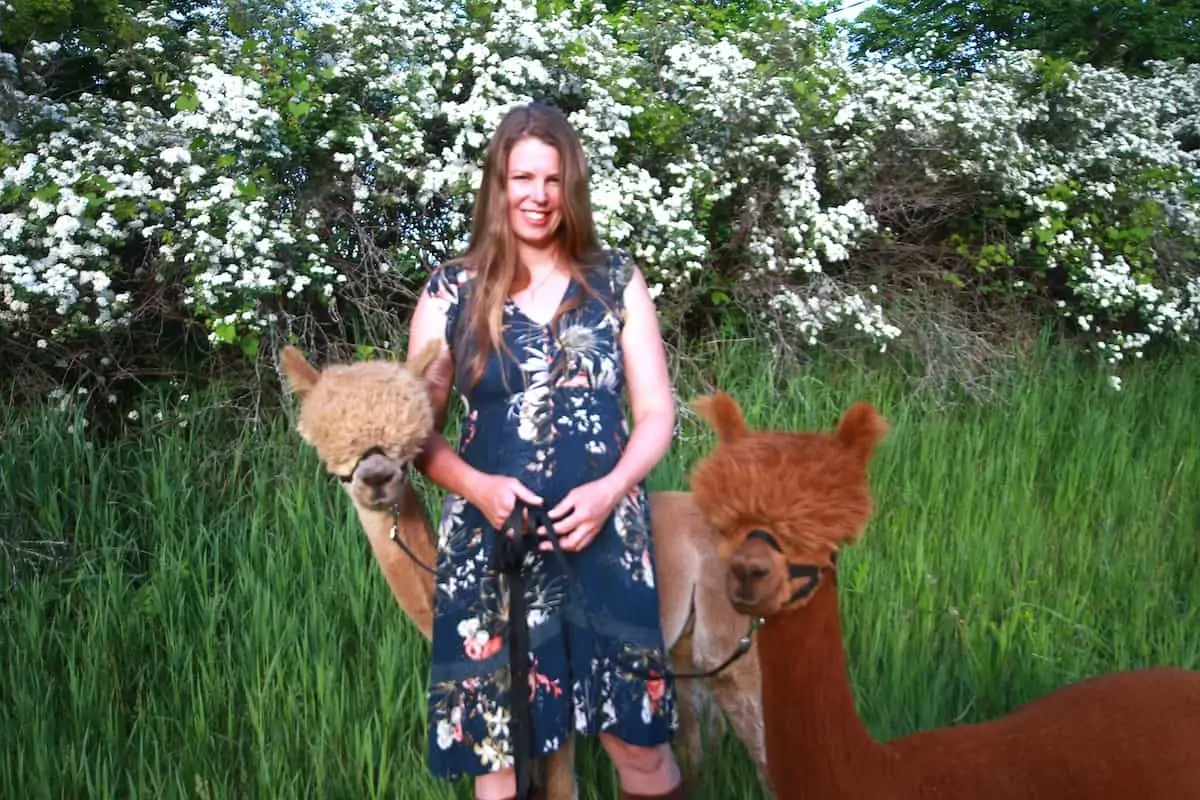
xmin=689 ymin=391 xmax=1200 ymax=800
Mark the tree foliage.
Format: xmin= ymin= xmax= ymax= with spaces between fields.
xmin=0 ymin=0 xmax=1197 ymax=406
xmin=850 ymin=0 xmax=1200 ymax=75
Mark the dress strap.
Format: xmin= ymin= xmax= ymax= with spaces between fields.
xmin=606 ymin=248 xmax=635 ymax=312
xmin=425 ymin=262 xmax=470 ymax=348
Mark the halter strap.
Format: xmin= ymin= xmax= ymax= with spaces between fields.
xmin=746 ymin=528 xmax=827 ymax=605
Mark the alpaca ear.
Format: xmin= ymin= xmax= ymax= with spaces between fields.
xmin=692 ymin=391 xmax=749 ymax=442
xmin=407 ymin=338 xmax=443 ymax=379
xmin=834 ymin=402 xmax=888 ymax=465
xmin=280 ymin=346 xmax=321 ymax=399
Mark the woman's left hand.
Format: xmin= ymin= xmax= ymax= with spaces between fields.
xmin=545 ymin=476 xmax=625 ymax=552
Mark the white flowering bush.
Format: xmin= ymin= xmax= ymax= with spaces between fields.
xmin=945 ymin=55 xmax=1200 ymax=364
xmin=811 ymin=47 xmax=1199 ymax=369
xmin=1 ymin=0 xmax=1197 ymax=397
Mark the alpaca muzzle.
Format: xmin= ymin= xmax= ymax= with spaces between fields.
xmin=728 ymin=551 xmax=775 ymax=606
xmin=337 ymin=448 xmax=409 ymax=498
xmin=743 ymin=529 xmax=826 ymax=607
xmin=335 ymin=446 xmax=393 ymax=482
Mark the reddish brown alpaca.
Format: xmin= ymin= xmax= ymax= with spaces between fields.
xmin=689 ymin=391 xmax=1200 ymax=800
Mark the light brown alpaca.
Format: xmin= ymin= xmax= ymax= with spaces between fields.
xmin=279 ymin=345 xmax=767 ymax=800
xmin=688 ymin=390 xmax=1200 ymax=800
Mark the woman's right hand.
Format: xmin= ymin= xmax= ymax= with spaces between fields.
xmin=467 ymin=473 xmax=543 ymax=532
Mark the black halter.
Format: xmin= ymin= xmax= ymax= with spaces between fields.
xmin=335 ymin=449 xmax=438 ymax=575
xmin=334 ymin=446 xmax=391 ymax=484
xmin=745 ymin=529 xmax=827 ymax=605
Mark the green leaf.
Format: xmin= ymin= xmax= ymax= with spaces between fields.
xmin=174 ymin=91 xmax=200 ymax=113
xmin=112 ymin=199 xmax=139 ymax=221
xmin=213 ymin=323 xmax=238 ymax=344
xmin=239 ymin=333 xmax=260 ymax=359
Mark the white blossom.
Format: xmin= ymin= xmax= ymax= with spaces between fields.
xmin=0 ymin=0 xmax=1194 ymax=384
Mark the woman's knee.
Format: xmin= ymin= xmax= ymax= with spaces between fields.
xmin=474 ymin=768 xmax=516 ymax=800
xmin=598 ymin=734 xmax=673 ymax=774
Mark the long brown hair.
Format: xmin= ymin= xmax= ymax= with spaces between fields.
xmin=451 ymin=103 xmax=606 ymax=389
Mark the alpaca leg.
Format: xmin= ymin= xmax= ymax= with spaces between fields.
xmin=543 ymin=734 xmax=578 ymax=800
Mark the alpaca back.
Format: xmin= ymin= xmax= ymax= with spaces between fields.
xmin=885 ymin=667 xmax=1200 ymax=798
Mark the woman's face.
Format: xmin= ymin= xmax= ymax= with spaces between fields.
xmin=505 ymin=136 xmax=563 ymax=251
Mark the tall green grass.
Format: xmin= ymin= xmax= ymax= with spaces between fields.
xmin=3 ymin=345 xmax=1198 ymax=798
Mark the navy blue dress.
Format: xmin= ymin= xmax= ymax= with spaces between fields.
xmin=423 ymin=250 xmax=676 ymax=780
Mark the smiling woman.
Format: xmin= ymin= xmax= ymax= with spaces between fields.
xmin=405 ymin=103 xmax=685 ymax=800
xmin=506 ymin=138 xmax=562 ymax=251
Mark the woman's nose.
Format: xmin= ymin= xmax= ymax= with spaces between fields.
xmin=529 ymin=181 xmax=547 ymax=203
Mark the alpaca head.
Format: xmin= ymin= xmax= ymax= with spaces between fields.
xmin=279 ymin=341 xmax=441 ymax=511
xmin=689 ymin=392 xmax=887 ymax=618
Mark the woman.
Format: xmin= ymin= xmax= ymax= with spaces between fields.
xmin=406 ymin=102 xmax=685 ymax=800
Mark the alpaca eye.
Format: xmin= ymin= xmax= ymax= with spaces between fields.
xmin=329 ymin=462 xmax=357 ymax=483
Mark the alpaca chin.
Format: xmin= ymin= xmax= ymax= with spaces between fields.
xmin=347 ymin=478 xmax=407 ymax=511
xmin=727 ymin=587 xmax=781 ymax=619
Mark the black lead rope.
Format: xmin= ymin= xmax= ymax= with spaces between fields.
xmin=522 ymin=502 xmax=762 ymax=682
xmin=387 ymin=505 xmax=437 ymax=574
xmin=494 ymin=504 xmax=539 ymax=800
xmin=493 ymin=500 xmax=629 ymax=800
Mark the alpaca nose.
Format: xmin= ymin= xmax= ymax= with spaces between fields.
xmin=730 ymin=557 xmax=771 ymax=595
xmin=358 ymin=464 xmax=393 ymax=489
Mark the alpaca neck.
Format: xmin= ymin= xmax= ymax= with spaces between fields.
xmin=352 ymin=482 xmax=436 ymax=639
xmin=759 ymin=572 xmax=890 ymax=796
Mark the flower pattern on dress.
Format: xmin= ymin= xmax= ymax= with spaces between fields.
xmin=424 ymin=250 xmax=676 ymax=781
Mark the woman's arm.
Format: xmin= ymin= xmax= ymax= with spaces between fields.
xmin=605 ymin=265 xmax=676 ymax=494
xmin=408 ymin=283 xmax=542 ymax=530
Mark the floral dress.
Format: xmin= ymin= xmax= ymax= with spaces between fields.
xmin=423 ymin=249 xmax=677 ymax=780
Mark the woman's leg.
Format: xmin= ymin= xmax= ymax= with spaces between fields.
xmin=598 ymin=733 xmax=684 ymax=797
xmin=474 ymin=768 xmax=516 ymax=800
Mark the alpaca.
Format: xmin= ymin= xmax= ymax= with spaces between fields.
xmin=688 ymin=391 xmax=1200 ymax=800
xmin=279 ymin=345 xmax=767 ymax=799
